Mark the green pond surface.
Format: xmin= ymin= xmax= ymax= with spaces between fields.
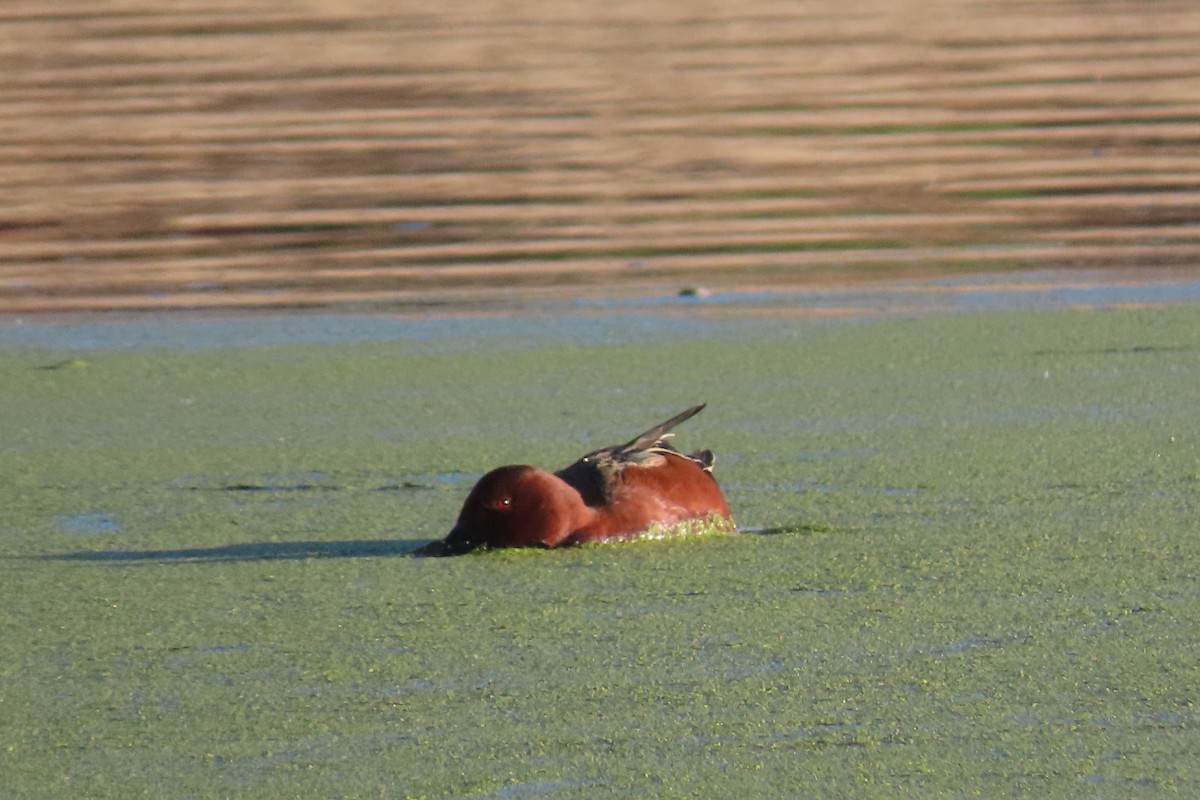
xmin=1 ymin=296 xmax=1198 ymax=797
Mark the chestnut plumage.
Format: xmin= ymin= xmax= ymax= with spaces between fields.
xmin=418 ymin=404 xmax=732 ymax=555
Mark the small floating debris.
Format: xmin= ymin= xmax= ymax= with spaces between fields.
xmin=40 ymin=358 xmax=88 ymax=370
xmin=375 ymin=472 xmax=480 ymax=491
xmin=220 ymin=482 xmax=339 ymax=492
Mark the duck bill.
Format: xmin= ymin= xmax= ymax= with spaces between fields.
xmin=415 ymin=523 xmax=484 ymax=557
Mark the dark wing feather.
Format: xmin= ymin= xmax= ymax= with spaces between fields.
xmin=615 ymin=402 xmax=707 ymax=455
xmin=556 ymin=404 xmax=710 ymax=507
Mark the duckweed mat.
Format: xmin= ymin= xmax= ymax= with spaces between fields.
xmin=2 ymin=304 xmax=1198 ymax=797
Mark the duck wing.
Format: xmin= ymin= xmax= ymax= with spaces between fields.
xmin=556 ymin=403 xmax=712 ymax=507
xmin=613 ymin=402 xmax=707 ymax=456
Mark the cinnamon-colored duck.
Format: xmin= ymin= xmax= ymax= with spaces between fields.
xmin=417 ymin=403 xmax=732 ymax=556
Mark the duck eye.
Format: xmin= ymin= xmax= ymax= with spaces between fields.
xmin=493 ymin=497 xmax=512 ymax=510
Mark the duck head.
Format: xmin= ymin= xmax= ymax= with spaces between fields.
xmin=420 ymin=465 xmax=590 ymax=556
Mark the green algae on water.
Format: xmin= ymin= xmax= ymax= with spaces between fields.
xmin=1 ymin=304 xmax=1199 ymax=798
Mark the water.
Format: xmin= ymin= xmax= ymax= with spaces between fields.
xmin=4 ymin=1 xmax=1200 ymax=315
xmin=3 ymin=270 xmax=1196 ymax=352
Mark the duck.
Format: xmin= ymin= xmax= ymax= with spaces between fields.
xmin=417 ymin=403 xmax=732 ymax=555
